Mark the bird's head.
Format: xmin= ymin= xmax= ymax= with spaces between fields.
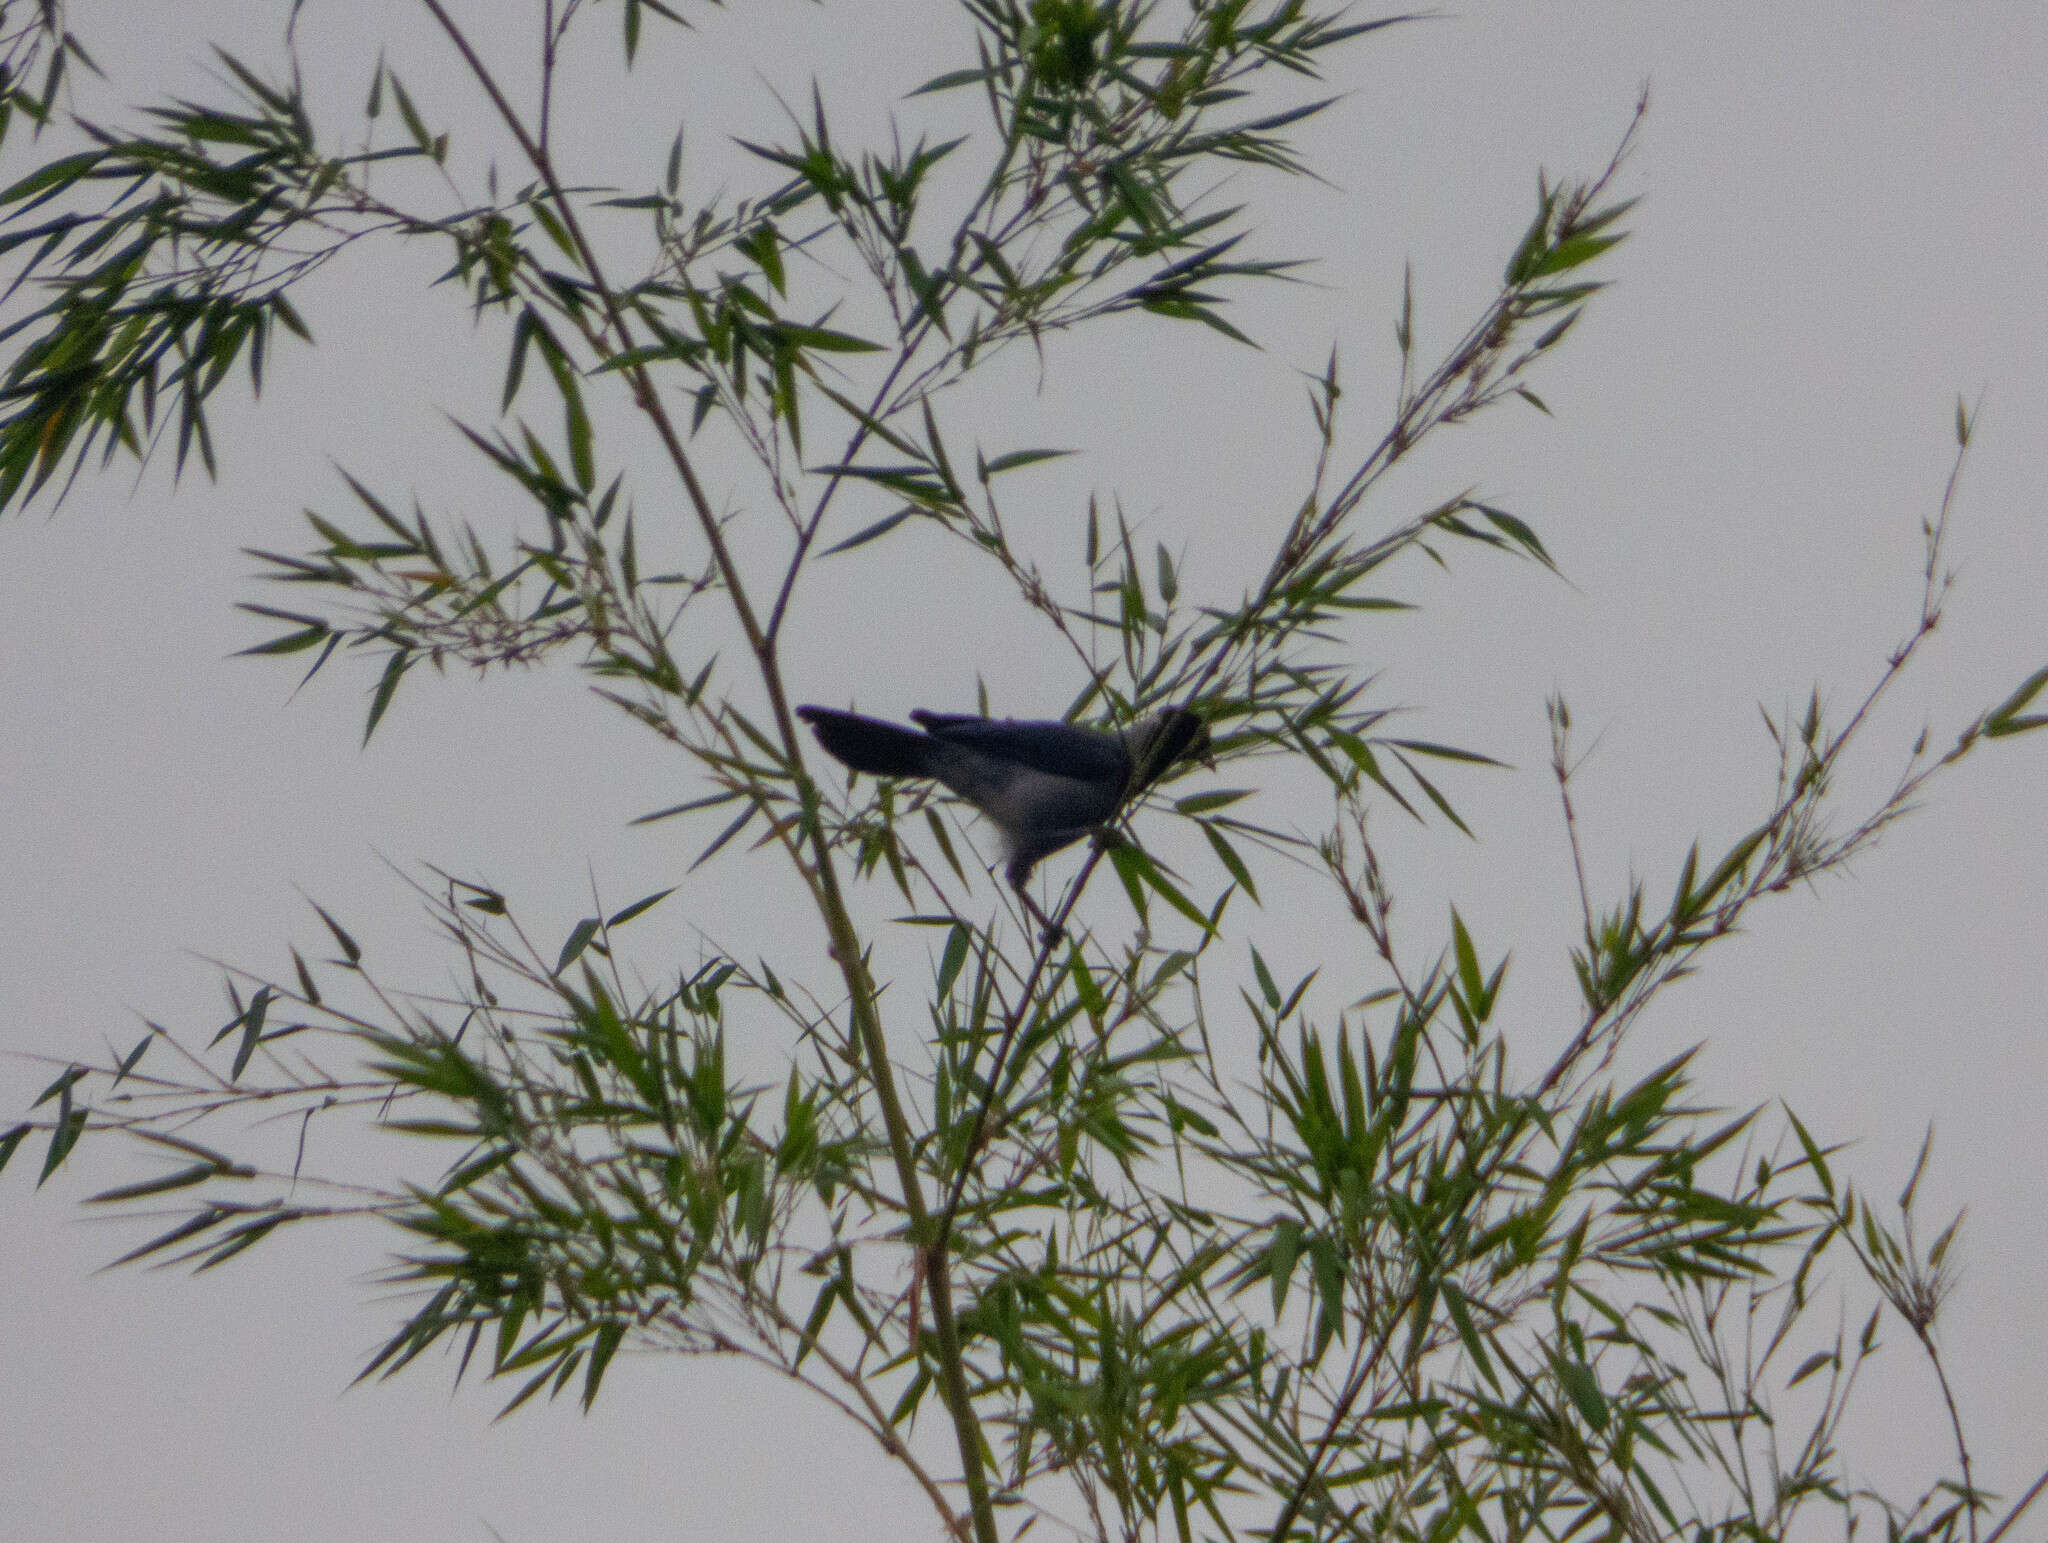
xmin=1126 ymin=706 xmax=1212 ymax=795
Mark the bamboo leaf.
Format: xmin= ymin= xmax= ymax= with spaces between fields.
xmin=555 ymin=918 xmax=600 ymax=975
xmin=605 ymin=888 xmax=675 ymax=928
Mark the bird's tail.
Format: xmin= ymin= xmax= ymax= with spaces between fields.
xmin=796 ymin=706 xmax=934 ymax=778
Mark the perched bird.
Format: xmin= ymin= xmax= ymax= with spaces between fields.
xmin=796 ymin=703 xmax=1210 ymax=925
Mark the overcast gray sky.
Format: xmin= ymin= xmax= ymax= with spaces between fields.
xmin=3 ymin=4 xmax=2043 ymax=1540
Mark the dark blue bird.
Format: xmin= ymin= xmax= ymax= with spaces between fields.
xmin=797 ymin=703 xmax=1209 ymax=917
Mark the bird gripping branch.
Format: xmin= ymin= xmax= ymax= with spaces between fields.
xmin=797 ymin=702 xmax=1210 ymax=931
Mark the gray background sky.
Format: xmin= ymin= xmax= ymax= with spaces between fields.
xmin=2 ymin=4 xmax=2043 ymax=1540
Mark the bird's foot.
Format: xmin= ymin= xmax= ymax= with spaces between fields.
xmin=1017 ymin=890 xmax=1065 ymax=948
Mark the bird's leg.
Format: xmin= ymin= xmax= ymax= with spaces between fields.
xmin=1012 ymin=878 xmax=1064 ymax=946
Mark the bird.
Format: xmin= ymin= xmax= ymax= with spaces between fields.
xmin=796 ymin=702 xmax=1210 ymax=931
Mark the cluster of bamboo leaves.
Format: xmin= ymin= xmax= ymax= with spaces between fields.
xmin=4 ymin=3 xmax=2044 ymax=1542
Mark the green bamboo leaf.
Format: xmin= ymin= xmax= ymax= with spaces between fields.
xmin=1137 ymin=294 xmax=1255 ymax=345
xmin=1441 ymin=1281 xmax=1498 ymax=1390
xmin=1699 ymin=825 xmax=1769 ymax=907
xmin=605 ymin=887 xmax=675 ymax=928
xmin=1384 ymin=738 xmax=1506 ymax=769
xmin=0 ymin=1122 xmax=29 ymax=1177
xmin=1175 ymin=788 xmax=1253 ymax=815
xmin=1200 ymin=821 xmax=1257 ymax=903
xmin=503 ymin=310 xmax=537 ymax=411
xmin=1556 ymin=1358 xmax=1609 ymax=1431
xmin=362 ymin=649 xmax=414 ymax=746
xmin=1466 ymin=502 xmax=1557 ymax=570
xmin=1132 ymin=848 xmax=1217 ymax=934
xmin=230 ymin=987 xmax=272 ymax=1080
xmin=1250 ymin=948 xmax=1280 ymax=1009
xmin=818 ymin=506 xmax=918 ymax=557
xmin=1068 ymin=945 xmax=1105 ymax=1020
xmin=1522 ymin=231 xmax=1626 ymax=280
xmin=38 ymin=1106 xmax=86 ymax=1186
xmin=108 ymin=1031 xmax=154 ymax=1086
xmin=1503 ymin=192 xmax=1555 ymax=285
xmin=106 ymin=1207 xmax=228 ymax=1268
xmin=439 ymin=1147 xmax=517 ymax=1195
xmin=690 ymin=802 xmax=758 ymax=871
xmin=1107 ymin=842 xmax=1149 ymax=922
xmin=793 ymin=1274 xmax=839 ymax=1371
xmin=1794 ymin=1344 xmax=1843 ymax=1393
xmin=386 ymin=72 xmax=435 ymax=157
xmin=554 ymin=918 xmax=600 ymax=975
xmin=1309 ymin=1235 xmax=1345 ymax=1355
xmin=773 ymin=322 xmax=879 ymax=354
xmin=309 ymin=901 xmax=362 ymax=965
xmin=87 ymin=1161 xmax=235 ymax=1205
xmin=456 ymin=881 xmax=506 ymax=915
xmin=31 ymin=1064 xmax=88 ymax=1109
xmin=1984 ymin=662 xmax=2048 ymax=738
xmin=1393 ymin=754 xmax=1473 ymax=837
xmin=1669 ymin=842 xmax=1702 ymax=924
xmin=496 ymin=1354 xmax=574 ymax=1420
xmin=381 ymin=1120 xmax=481 ymax=1139
xmin=976 ymin=446 xmax=1075 ymax=479
xmin=193 ymin=1213 xmax=288 ymax=1270
xmin=0 ymin=149 xmax=102 ymax=208
xmin=235 ymin=605 xmax=330 ymax=656
xmin=632 ymin=789 xmax=743 ymax=826
xmin=580 ymin=1321 xmax=625 ymax=1411
xmin=1450 ymin=908 xmax=1484 ymax=1011
xmin=1267 ymin=1219 xmax=1300 ymax=1317
xmin=935 ymin=922 xmax=971 ymax=1000
xmin=805 ymin=463 xmax=949 ymax=505
xmin=924 ymin=806 xmax=966 ymax=882
xmin=1785 ymin=1106 xmax=1836 ymax=1199
xmin=909 ymin=66 xmax=993 ymax=96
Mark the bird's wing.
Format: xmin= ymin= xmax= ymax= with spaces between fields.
xmin=909 ymin=713 xmax=1129 ymax=784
